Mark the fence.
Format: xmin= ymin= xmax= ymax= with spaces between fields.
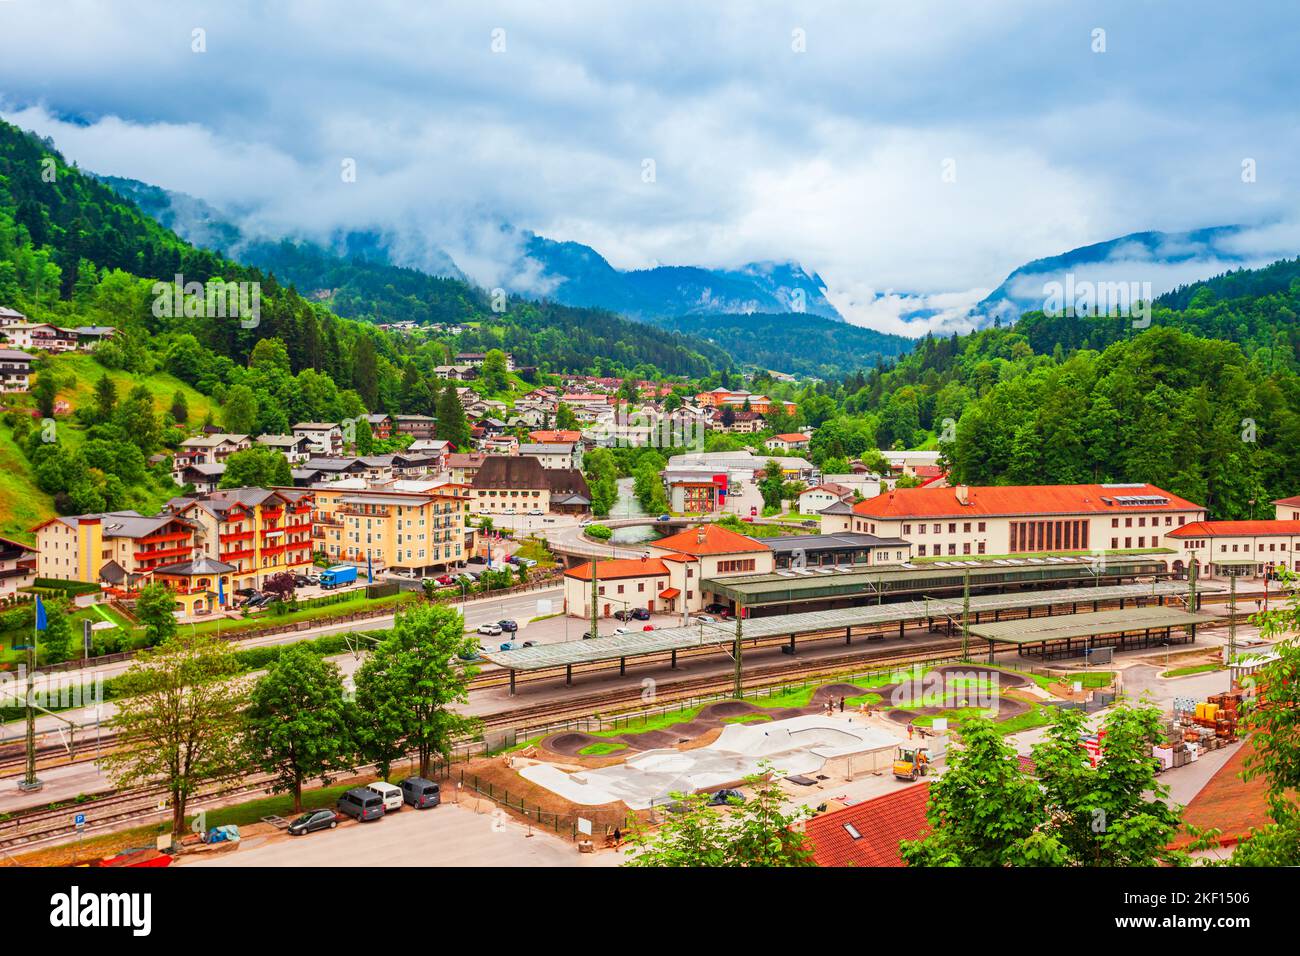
xmin=454 ymin=770 xmax=628 ymax=840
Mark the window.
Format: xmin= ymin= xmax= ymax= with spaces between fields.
xmin=917 ymin=544 xmax=927 ymax=556
xmin=977 ymin=522 xmax=986 ymax=532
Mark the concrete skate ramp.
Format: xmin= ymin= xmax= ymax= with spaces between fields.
xmin=520 ymin=714 xmax=903 ymax=810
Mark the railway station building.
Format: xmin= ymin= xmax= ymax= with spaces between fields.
xmin=820 ymin=482 xmax=1205 ymax=561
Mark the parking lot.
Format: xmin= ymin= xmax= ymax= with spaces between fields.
xmin=185 ymin=801 xmax=621 ymax=868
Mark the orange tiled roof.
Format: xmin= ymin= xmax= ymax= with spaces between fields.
xmin=651 ymin=523 xmax=770 ymax=556
xmin=1271 ymin=496 xmax=1300 ymax=508
xmin=1168 ymin=520 xmax=1300 ymax=538
xmin=529 ymin=430 xmax=582 ymax=444
xmin=564 ymin=557 xmax=669 ymax=581
xmin=772 ymin=433 xmax=809 ymax=442
xmin=804 ymin=783 xmax=931 ymax=867
xmin=853 ymin=484 xmax=1201 ymax=520
xmin=1171 ymin=739 xmax=1280 ymax=849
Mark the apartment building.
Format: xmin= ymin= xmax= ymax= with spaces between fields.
xmin=0 ymin=535 xmax=37 ymax=600
xmin=167 ymin=487 xmax=316 ymax=590
xmin=255 ymin=433 xmax=313 ymax=464
xmin=311 ymin=485 xmax=470 ymax=575
xmin=365 ymin=413 xmax=392 ymax=440
xmin=821 ymin=483 xmax=1205 ymax=560
xmin=456 ymin=352 xmax=515 ymax=371
xmin=798 ymin=482 xmax=856 ymax=515
xmin=34 ymin=511 xmax=199 ymax=585
xmin=469 ymin=455 xmax=552 ymax=515
xmin=293 ymin=422 xmax=343 ymax=456
xmin=1 ymin=322 xmax=79 ymax=353
xmin=0 ymin=348 xmax=33 ymax=393
xmin=765 ymin=432 xmax=811 ymax=453
xmin=518 ymin=442 xmax=581 ymax=470
xmin=392 ymin=414 xmax=439 ymax=440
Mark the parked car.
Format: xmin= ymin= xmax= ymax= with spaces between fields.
xmin=614 ymin=609 xmax=635 ymax=622
xmin=657 ymin=514 xmax=671 ymax=522
xmin=498 ymin=620 xmax=518 ymax=632
xmin=709 ymin=788 xmax=745 ymax=806
xmin=517 ymin=557 xmax=537 ymax=567
xmin=581 ymin=631 xmax=600 ymax=640
xmin=435 ymin=574 xmax=455 ymax=586
xmin=642 ymin=625 xmax=654 ymax=631
xmin=631 ymin=607 xmax=650 ymax=621
xmin=499 ymin=641 xmax=518 ymax=651
xmin=529 ymin=509 xmax=544 ymax=516
xmin=614 ymin=626 xmax=631 ymax=635
xmin=477 ymin=623 xmax=503 ymax=636
xmin=458 ymin=647 xmax=485 ymax=662
xmin=400 ymin=777 xmax=441 ymax=809
xmin=521 ymin=640 xmax=535 ymax=648
xmin=287 ymin=808 xmax=341 ymax=835
xmin=234 ymin=587 xmax=257 ymax=599
xmin=337 ymin=788 xmax=385 ymax=822
xmin=292 ymin=574 xmax=313 ymax=586
xmin=365 ymin=781 xmax=403 ymax=813
xmin=694 ymin=614 xmax=717 ymax=624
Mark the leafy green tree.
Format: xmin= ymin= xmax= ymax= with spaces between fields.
xmin=113 ymin=384 xmax=160 ymax=454
xmin=219 ymin=446 xmax=292 ymax=489
xmin=245 ymin=643 xmax=354 ymax=811
xmin=353 ymin=604 xmax=480 ymax=779
xmin=101 ymin=632 xmax=250 ymax=844
xmin=93 ymin=372 xmax=117 ymax=423
xmin=170 ymin=390 xmax=189 ymax=425
xmin=435 ymin=382 xmax=472 ymax=449
xmin=901 ymin=718 xmax=1058 ymax=866
xmin=41 ymin=603 xmax=73 ymax=664
xmin=555 ymin=402 xmax=579 ymax=431
xmin=135 ymin=582 xmax=178 ymax=646
xmin=624 ymin=763 xmax=814 ymax=867
xmin=480 ymin=349 xmax=510 ymax=392
xmin=222 ymin=383 xmax=259 ymax=435
xmin=32 ymin=371 xmax=57 ymax=418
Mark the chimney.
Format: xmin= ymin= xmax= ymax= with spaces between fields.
xmin=697 ymin=526 xmax=706 ymax=545
xmin=955 ymin=485 xmax=969 ymax=506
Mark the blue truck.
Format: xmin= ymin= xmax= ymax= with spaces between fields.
xmin=318 ymin=564 xmax=359 ymax=589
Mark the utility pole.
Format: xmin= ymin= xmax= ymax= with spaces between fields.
xmin=19 ymin=610 xmax=42 ymax=792
xmin=1187 ymin=557 xmax=1199 ymax=644
xmin=1227 ymin=569 xmax=1237 ymax=667
xmin=960 ymin=570 xmax=971 ymax=661
xmin=590 ymin=559 xmax=599 ymax=639
xmin=733 ymin=602 xmax=744 ymax=699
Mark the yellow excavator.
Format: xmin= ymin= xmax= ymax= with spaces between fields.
xmin=893 ymin=746 xmax=931 ymax=781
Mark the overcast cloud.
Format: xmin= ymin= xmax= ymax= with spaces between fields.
xmin=1 ymin=0 xmax=1298 ymax=335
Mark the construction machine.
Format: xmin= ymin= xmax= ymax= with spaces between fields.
xmin=893 ymin=746 xmax=931 ymax=781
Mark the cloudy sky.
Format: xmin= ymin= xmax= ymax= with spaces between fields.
xmin=2 ymin=0 xmax=1298 ymax=334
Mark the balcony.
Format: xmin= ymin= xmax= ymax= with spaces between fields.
xmin=135 ymin=544 xmax=192 ymax=562
xmin=140 ymin=530 xmax=191 ymax=546
xmin=283 ymin=520 xmax=312 ymax=534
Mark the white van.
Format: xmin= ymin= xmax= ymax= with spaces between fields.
xmin=366 ymin=781 xmax=403 ymax=813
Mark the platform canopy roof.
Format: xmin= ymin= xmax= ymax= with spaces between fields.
xmin=967 ymin=606 xmax=1214 ymax=646
xmin=703 ymin=555 xmax=1172 ymax=606
xmin=481 ymin=580 xmax=1215 ymax=671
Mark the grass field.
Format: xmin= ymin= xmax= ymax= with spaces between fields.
xmin=0 ymin=426 xmax=54 ymax=540
xmin=48 ymin=352 xmax=220 ymax=425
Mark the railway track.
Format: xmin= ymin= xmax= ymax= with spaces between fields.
xmin=0 ymin=601 xmax=1247 ymax=854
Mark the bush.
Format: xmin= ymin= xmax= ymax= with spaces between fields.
xmin=585 ymin=524 xmax=613 ymax=540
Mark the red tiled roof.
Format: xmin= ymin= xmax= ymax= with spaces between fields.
xmin=772 ymin=433 xmax=808 ymax=443
xmin=659 ymin=587 xmax=681 ymax=599
xmin=804 ymin=783 xmax=931 ymax=867
xmin=1271 ymin=496 xmax=1300 ymax=508
xmin=1168 ymin=520 xmax=1300 ymax=538
xmin=912 ymin=465 xmax=943 ymax=478
xmin=651 ymin=523 xmax=771 ymax=556
xmin=1171 ymin=740 xmax=1279 ymax=849
xmin=529 ymin=430 xmax=582 ymax=443
xmin=564 ymin=557 xmax=669 ymax=581
xmin=853 ymin=484 xmax=1201 ymax=520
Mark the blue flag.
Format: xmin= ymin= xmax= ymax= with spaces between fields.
xmin=34 ymin=595 xmax=47 ymax=632
xmin=218 ymin=575 xmax=226 ymax=606
xmin=366 ymin=553 xmax=373 ymax=583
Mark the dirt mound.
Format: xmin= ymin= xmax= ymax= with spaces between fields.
xmin=543 ymin=731 xmax=609 ymax=756
xmin=700 ymin=700 xmax=760 ymax=719
xmin=932 ymin=663 xmax=1029 ymax=688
